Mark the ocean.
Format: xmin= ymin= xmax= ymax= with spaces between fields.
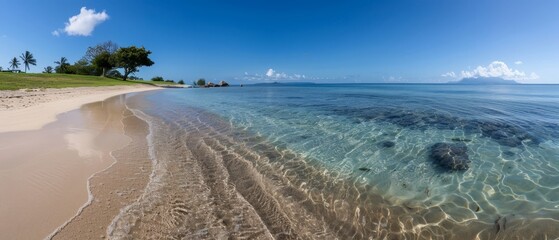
xmin=108 ymin=84 xmax=559 ymax=239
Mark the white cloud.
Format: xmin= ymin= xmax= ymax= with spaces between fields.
xmin=441 ymin=72 xmax=456 ymax=78
xmin=57 ymin=7 xmax=109 ymax=36
xmin=515 ymin=61 xmax=523 ymax=65
xmin=442 ymin=61 xmax=539 ymax=81
xmin=242 ymin=68 xmax=307 ymax=81
xmin=265 ymin=68 xmax=275 ymax=77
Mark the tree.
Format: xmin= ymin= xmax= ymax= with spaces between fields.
xmin=9 ymin=57 xmax=20 ymax=70
xmin=151 ymin=76 xmax=164 ymax=82
xmin=83 ymin=41 xmax=119 ymax=63
xmin=178 ymin=80 xmax=185 ymax=85
xmin=110 ymin=46 xmax=154 ymax=81
xmin=73 ymin=59 xmax=96 ymax=75
xmin=19 ymin=51 xmax=37 ymax=73
xmin=107 ymin=69 xmax=123 ymax=78
xmin=43 ymin=66 xmax=54 ymax=73
xmin=54 ymin=57 xmax=69 ymax=73
xmin=92 ymin=51 xmax=113 ymax=77
xmin=196 ymin=78 xmax=206 ymax=86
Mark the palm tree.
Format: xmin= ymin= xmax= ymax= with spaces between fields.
xmin=43 ymin=66 xmax=53 ymax=73
xmin=9 ymin=57 xmax=20 ymax=70
xmin=54 ymin=57 xmax=68 ymax=73
xmin=19 ymin=51 xmax=37 ymax=73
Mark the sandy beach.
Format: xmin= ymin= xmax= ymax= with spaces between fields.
xmin=0 ymin=85 xmax=160 ymax=133
xmin=0 ymin=85 xmax=159 ymax=239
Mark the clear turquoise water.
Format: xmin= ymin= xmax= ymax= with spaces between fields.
xmin=114 ymin=84 xmax=559 ymax=238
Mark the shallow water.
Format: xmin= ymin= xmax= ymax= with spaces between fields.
xmin=111 ymin=84 xmax=559 ymax=239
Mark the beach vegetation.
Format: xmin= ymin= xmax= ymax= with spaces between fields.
xmin=178 ymin=80 xmax=185 ymax=85
xmin=54 ymin=57 xmax=70 ymax=73
xmin=9 ymin=57 xmax=20 ymax=70
xmin=73 ymin=59 xmax=97 ymax=75
xmin=83 ymin=41 xmax=119 ymax=63
xmin=0 ymin=72 xmax=137 ymax=90
xmin=106 ymin=69 xmax=123 ymax=78
xmin=0 ymin=71 xmax=173 ymax=90
xmin=43 ymin=66 xmax=54 ymax=73
xmin=110 ymin=46 xmax=154 ymax=81
xmin=196 ymin=78 xmax=206 ymax=87
xmin=151 ymin=76 xmax=164 ymax=81
xmin=20 ymin=51 xmax=37 ymax=73
xmin=92 ymin=51 xmax=114 ymax=77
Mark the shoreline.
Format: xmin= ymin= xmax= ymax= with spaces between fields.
xmin=50 ymin=97 xmax=154 ymax=239
xmin=0 ymin=85 xmax=161 ymax=133
xmin=0 ymin=86 xmax=159 ymax=239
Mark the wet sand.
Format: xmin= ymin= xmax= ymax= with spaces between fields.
xmin=0 ymin=88 xmax=156 ymax=239
xmin=50 ymin=98 xmax=153 ymax=239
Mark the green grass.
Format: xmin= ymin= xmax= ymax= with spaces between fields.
xmin=0 ymin=72 xmax=177 ymax=90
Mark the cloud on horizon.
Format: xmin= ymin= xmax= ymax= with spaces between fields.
xmin=240 ymin=68 xmax=308 ymax=81
xmin=442 ymin=61 xmax=539 ymax=81
xmin=53 ymin=7 xmax=109 ymax=36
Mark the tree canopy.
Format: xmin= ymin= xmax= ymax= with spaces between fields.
xmin=9 ymin=57 xmax=20 ymax=70
xmin=110 ymin=46 xmax=154 ymax=81
xmin=83 ymin=41 xmax=119 ymax=63
xmin=54 ymin=57 xmax=69 ymax=73
xmin=43 ymin=66 xmax=54 ymax=73
xmin=92 ymin=51 xmax=113 ymax=77
xmin=196 ymin=78 xmax=206 ymax=86
xmin=20 ymin=51 xmax=37 ymax=73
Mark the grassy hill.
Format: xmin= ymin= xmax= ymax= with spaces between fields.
xmin=0 ymin=72 xmax=176 ymax=90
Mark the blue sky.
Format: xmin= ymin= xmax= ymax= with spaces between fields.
xmin=0 ymin=0 xmax=558 ymax=83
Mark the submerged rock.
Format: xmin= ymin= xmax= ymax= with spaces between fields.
xmin=358 ymin=167 xmax=372 ymax=172
xmin=379 ymin=141 xmax=395 ymax=148
xmin=451 ymin=138 xmax=471 ymax=142
xmin=429 ymin=143 xmax=470 ymax=171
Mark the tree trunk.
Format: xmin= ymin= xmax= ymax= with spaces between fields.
xmin=101 ymin=67 xmax=106 ymax=77
xmin=123 ymin=69 xmax=129 ymax=81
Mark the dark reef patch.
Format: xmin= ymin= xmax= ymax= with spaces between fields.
xmin=379 ymin=141 xmax=395 ymax=148
xmin=473 ymin=120 xmax=536 ymax=147
xmin=451 ymin=138 xmax=471 ymax=142
xmin=503 ymin=151 xmax=515 ymax=157
xmin=429 ymin=143 xmax=471 ymax=171
xmin=331 ymin=106 xmax=539 ymax=148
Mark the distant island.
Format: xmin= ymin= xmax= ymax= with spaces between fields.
xmin=448 ymin=77 xmax=520 ymax=85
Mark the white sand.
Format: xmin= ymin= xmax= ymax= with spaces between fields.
xmin=0 ymin=85 xmax=160 ymax=133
